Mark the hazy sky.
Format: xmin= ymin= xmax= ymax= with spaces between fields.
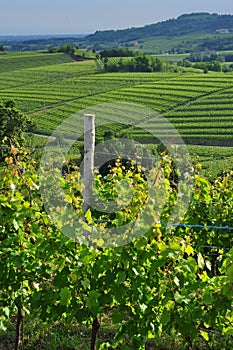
xmin=1 ymin=0 xmax=233 ymax=35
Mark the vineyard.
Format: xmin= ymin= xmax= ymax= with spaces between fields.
xmin=0 ymin=52 xmax=233 ymax=349
xmin=187 ymin=145 xmax=233 ymax=178
xmin=0 ymin=144 xmax=233 ymax=349
xmin=0 ymin=54 xmax=233 ymax=147
xmin=0 ymin=52 xmax=74 ymax=73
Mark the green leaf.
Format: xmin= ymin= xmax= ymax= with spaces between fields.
xmin=94 ymin=238 xmax=105 ymax=247
xmin=0 ymin=321 xmax=7 ymax=331
xmin=115 ymin=271 xmax=126 ymax=285
xmin=229 ymin=247 xmax=233 ymax=258
xmin=81 ymin=276 xmax=90 ymax=289
xmin=226 ymin=264 xmax=233 ymax=282
xmin=86 ymin=290 xmax=101 ymax=314
xmin=59 ymin=287 xmax=72 ymax=306
xmin=186 ymin=257 xmax=198 ymax=273
xmin=140 ymin=303 xmax=147 ymax=313
xmin=174 ymin=291 xmax=189 ymax=304
xmin=12 ymin=255 xmax=22 ymax=267
xmin=85 ymin=209 xmax=92 ymax=220
xmin=225 ymin=327 xmax=233 ymax=335
xmin=111 ymin=310 xmax=124 ymax=324
xmin=203 ymin=292 xmax=212 ymax=305
xmin=174 ymin=291 xmax=183 ymax=303
xmin=205 ymin=260 xmax=212 ymax=271
xmin=160 ymin=308 xmax=170 ymax=326
xmin=184 ymin=245 xmax=194 ymax=256
xmin=3 ymin=307 xmax=10 ymax=318
xmin=197 ymin=252 xmax=205 ymax=269
xmin=200 ymin=330 xmax=209 ymax=341
xmin=65 ymin=194 xmax=72 ymax=204
xmin=169 ymin=242 xmax=181 ymax=251
xmin=13 ymin=218 xmax=19 ymax=230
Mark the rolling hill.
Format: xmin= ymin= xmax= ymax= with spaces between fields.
xmin=81 ymin=13 xmax=233 ymax=53
xmin=85 ymin=13 xmax=233 ymax=43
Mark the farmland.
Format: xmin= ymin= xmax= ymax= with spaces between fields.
xmin=0 ymin=51 xmax=233 ymax=175
xmin=0 ymin=52 xmax=73 ymax=73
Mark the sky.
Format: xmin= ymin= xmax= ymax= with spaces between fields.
xmin=1 ymin=0 xmax=233 ymax=35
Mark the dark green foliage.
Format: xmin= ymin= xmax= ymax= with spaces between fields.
xmin=179 ymin=59 xmax=222 ymax=72
xmin=104 ymin=53 xmax=164 ymax=72
xmin=0 ymin=100 xmax=35 ymax=161
xmin=192 ymin=60 xmax=221 ymax=72
xmin=51 ymin=44 xmax=76 ymax=55
xmin=193 ymin=61 xmax=221 ymax=72
xmin=186 ymin=52 xmax=233 ymax=63
xmin=99 ymin=47 xmax=137 ymax=58
xmin=0 ymin=36 xmax=84 ymax=52
xmin=198 ymin=35 xmax=233 ymax=51
xmin=0 ymin=100 xmax=34 ymax=139
xmin=84 ymin=13 xmax=233 ymax=44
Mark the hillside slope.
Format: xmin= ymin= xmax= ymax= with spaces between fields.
xmin=84 ymin=13 xmax=233 ymax=43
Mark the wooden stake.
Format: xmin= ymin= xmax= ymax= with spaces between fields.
xmin=83 ymin=114 xmax=95 ymax=214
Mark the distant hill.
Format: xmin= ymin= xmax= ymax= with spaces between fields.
xmin=0 ymin=35 xmax=87 ymax=52
xmin=84 ymin=13 xmax=233 ymax=44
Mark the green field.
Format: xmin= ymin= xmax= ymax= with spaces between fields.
xmin=127 ymin=33 xmax=233 ymax=54
xmin=0 ymin=52 xmax=74 ymax=72
xmin=1 ymin=51 xmax=233 ymax=177
xmin=153 ymin=53 xmax=189 ymax=63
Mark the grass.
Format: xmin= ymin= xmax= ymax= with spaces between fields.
xmin=74 ymin=48 xmax=97 ymax=59
xmin=0 ymin=318 xmax=92 ymax=350
xmin=25 ymin=134 xmax=49 ymax=149
xmin=1 ymin=315 xmax=232 ymax=350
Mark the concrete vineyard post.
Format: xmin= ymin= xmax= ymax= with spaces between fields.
xmin=83 ymin=113 xmax=95 ymax=214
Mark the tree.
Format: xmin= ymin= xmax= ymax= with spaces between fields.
xmin=0 ymin=100 xmax=35 ymax=161
xmin=152 ymin=57 xmax=164 ymax=71
xmin=58 ymin=44 xmax=75 ymax=54
xmin=103 ymin=57 xmax=108 ymax=69
xmin=134 ymin=54 xmax=152 ymax=72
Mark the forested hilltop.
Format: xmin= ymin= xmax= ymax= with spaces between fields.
xmin=84 ymin=13 xmax=233 ymax=43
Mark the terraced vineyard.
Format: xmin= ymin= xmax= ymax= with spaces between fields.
xmin=163 ymin=78 xmax=233 ymax=145
xmin=0 ymin=52 xmax=74 ymax=73
xmin=32 ymin=72 xmax=233 ymax=145
xmin=1 ymin=52 xmax=233 ymax=175
xmin=0 ymin=60 xmax=98 ymax=90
